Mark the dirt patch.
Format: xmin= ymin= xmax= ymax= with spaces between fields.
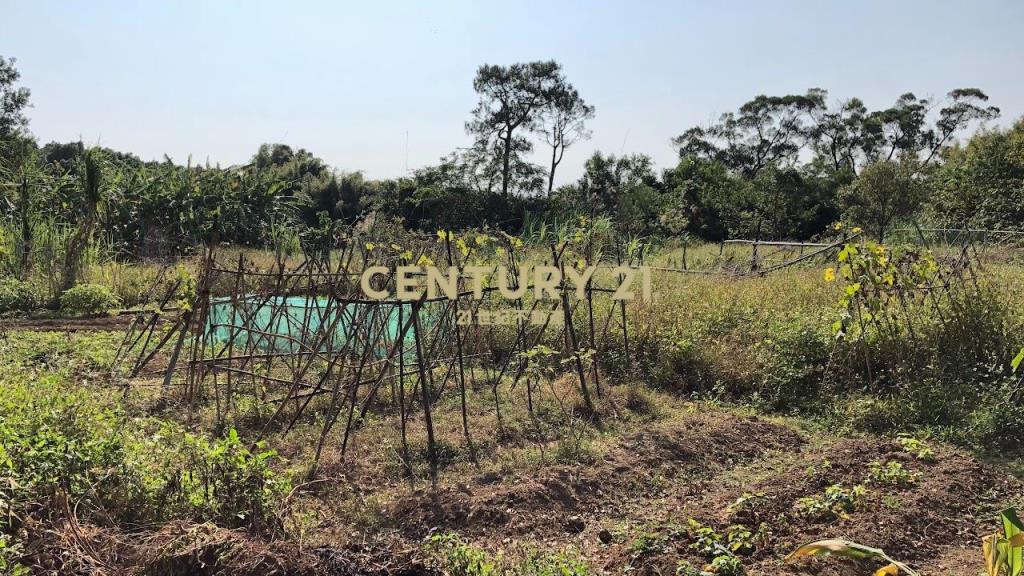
xmin=19 ymin=518 xmax=424 ymax=576
xmin=385 ymin=411 xmax=804 ymax=540
xmin=0 ymin=314 xmax=136 ymax=332
xmin=379 ymin=413 xmax=1019 ymax=576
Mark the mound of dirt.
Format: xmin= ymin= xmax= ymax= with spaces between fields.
xmin=382 ymin=411 xmax=1019 ymax=576
xmin=385 ymin=412 xmax=804 ymax=539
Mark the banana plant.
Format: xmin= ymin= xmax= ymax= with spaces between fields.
xmin=984 ymin=508 xmax=1024 ymax=576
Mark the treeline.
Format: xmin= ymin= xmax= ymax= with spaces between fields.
xmin=1 ymin=55 xmax=1023 ymax=261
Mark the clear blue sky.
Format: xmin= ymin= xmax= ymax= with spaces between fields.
xmin=5 ymin=0 xmax=1023 ymax=185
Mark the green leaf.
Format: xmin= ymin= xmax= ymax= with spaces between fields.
xmin=1002 ymin=508 xmax=1024 ymax=576
xmin=1011 ymin=348 xmax=1024 ymax=373
xmin=787 ymin=539 xmax=918 ymax=576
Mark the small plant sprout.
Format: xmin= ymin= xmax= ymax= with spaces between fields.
xmin=896 ymin=435 xmax=936 ymax=462
xmin=867 ymin=460 xmax=920 ymax=487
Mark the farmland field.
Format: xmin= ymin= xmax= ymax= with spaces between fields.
xmin=4 ymin=12 xmax=1024 ymax=574
xmin=1 ymin=235 xmax=1022 ymax=576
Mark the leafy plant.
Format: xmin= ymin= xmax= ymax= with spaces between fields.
xmin=794 ymin=484 xmax=866 ymax=521
xmin=175 ymin=427 xmax=289 ymax=532
xmin=426 ymin=532 xmax=499 ymax=576
xmin=684 ymin=519 xmax=749 ymax=574
xmin=725 ymin=492 xmax=767 ymax=515
xmin=0 ymin=278 xmax=40 ymax=313
xmin=687 ymin=519 xmax=727 ymax=557
xmin=511 ymin=551 xmax=591 ymax=576
xmin=866 ymin=460 xmax=920 ymax=487
xmin=984 ymin=508 xmax=1024 ymax=576
xmin=896 ymin=435 xmax=936 ymax=462
xmin=0 ymin=534 xmax=28 ymax=576
xmin=59 ymin=283 xmax=120 ymax=315
xmin=706 ymin=553 xmax=744 ymax=576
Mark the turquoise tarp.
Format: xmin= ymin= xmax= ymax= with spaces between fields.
xmin=206 ymin=296 xmax=434 ymax=356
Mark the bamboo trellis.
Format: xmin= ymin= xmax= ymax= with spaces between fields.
xmin=116 ymin=231 xmax=645 ymax=479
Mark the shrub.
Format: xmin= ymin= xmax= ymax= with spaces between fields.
xmin=171 ymin=428 xmax=290 ymax=533
xmin=0 ymin=278 xmax=40 ymax=313
xmin=834 ymin=395 xmax=905 ymax=434
xmin=0 ymin=367 xmax=287 ymax=534
xmin=0 ymin=373 xmax=147 ymax=526
xmin=59 ymin=283 xmax=120 ymax=315
xmin=0 ymin=534 xmax=28 ymax=576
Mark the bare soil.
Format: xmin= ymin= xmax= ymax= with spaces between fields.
xmin=22 ymin=406 xmax=1020 ymax=575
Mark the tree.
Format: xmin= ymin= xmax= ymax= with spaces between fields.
xmin=0 ymin=56 xmax=31 ymax=140
xmin=931 ymin=119 xmax=1024 ymax=232
xmin=63 ymin=148 xmax=105 ymax=290
xmin=840 ymin=160 xmax=923 ymax=241
xmin=673 ymin=90 xmax=825 ymax=177
xmin=921 ymin=88 xmax=999 ymax=167
xmin=861 ymin=93 xmax=931 ymax=164
xmin=861 ymin=89 xmax=997 ymax=169
xmin=467 ymin=61 xmax=566 ymax=195
xmin=539 ymin=87 xmax=594 ymax=195
xmin=562 ymin=152 xmax=662 ymax=234
xmin=662 ymin=157 xmax=736 ymax=240
xmin=809 ymin=96 xmax=869 ymax=174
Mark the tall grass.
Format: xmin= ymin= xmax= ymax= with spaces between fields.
xmin=0 ymin=217 xmax=109 ymax=304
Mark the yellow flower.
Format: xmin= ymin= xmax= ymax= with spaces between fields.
xmin=851 ymin=226 xmax=863 ymax=234
xmin=416 ymin=254 xmax=434 ymax=267
xmin=364 ymin=242 xmax=376 ymax=251
xmin=823 ymin=267 xmax=836 ymax=282
xmin=436 ymin=229 xmax=449 ymax=242
xmin=833 ymin=222 xmax=844 ymax=231
xmin=510 ymin=237 xmax=524 ymax=249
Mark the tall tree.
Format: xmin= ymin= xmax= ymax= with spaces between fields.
xmin=922 ymin=88 xmax=999 ymax=167
xmin=467 ymin=61 xmax=566 ymax=195
xmin=566 ymin=152 xmax=662 ymax=234
xmin=539 ymin=87 xmax=594 ymax=195
xmin=673 ymin=90 xmax=825 ymax=177
xmin=0 ymin=56 xmax=31 ymax=140
xmin=931 ymin=119 xmax=1024 ymax=232
xmin=809 ymin=96 xmax=869 ymax=174
xmin=862 ymin=92 xmax=932 ymax=163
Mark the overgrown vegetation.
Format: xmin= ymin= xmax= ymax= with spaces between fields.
xmin=0 ymin=50 xmax=1022 ymax=576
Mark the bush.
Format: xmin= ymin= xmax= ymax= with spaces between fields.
xmin=59 ymin=283 xmax=121 ymax=315
xmin=0 ymin=373 xmax=148 ymax=526
xmin=170 ymin=428 xmax=290 ymax=533
xmin=0 ymin=278 xmax=40 ymax=313
xmin=0 ymin=365 xmax=287 ymax=534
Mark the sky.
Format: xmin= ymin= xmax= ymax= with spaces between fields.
xmin=4 ymin=0 xmax=1024 ymax=186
